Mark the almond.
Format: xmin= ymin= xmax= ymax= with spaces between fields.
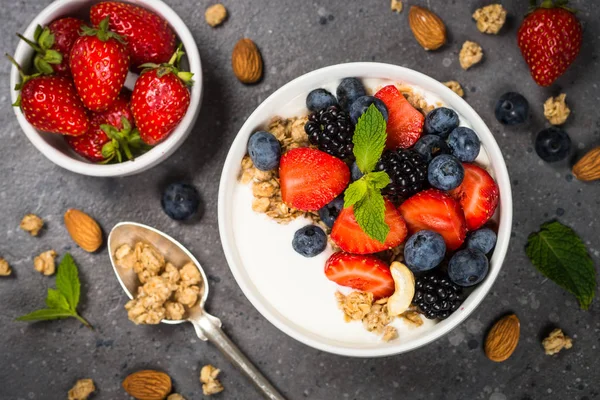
xmin=232 ymin=38 xmax=263 ymax=84
xmin=64 ymin=209 xmax=102 ymax=252
xmin=409 ymin=6 xmax=447 ymax=51
xmin=572 ymin=147 xmax=600 ymax=181
xmin=485 ymin=314 xmax=520 ymax=362
xmin=122 ymin=370 xmax=172 ymax=400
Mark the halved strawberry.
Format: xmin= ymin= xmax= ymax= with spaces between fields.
xmin=280 ymin=148 xmax=350 ymax=211
xmin=375 ymin=85 xmax=424 ymax=149
xmin=398 ymin=189 xmax=467 ymax=251
xmin=448 ymin=163 xmax=499 ymax=231
xmin=325 ymin=252 xmax=395 ymax=299
xmin=331 ymin=199 xmax=407 ymax=254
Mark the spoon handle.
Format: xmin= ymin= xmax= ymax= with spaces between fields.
xmin=191 ymin=311 xmax=286 ymax=400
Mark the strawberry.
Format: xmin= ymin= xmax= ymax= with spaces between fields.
xmin=374 ymin=85 xmax=424 ymax=150
xmin=69 ymin=18 xmax=129 ymax=112
xmin=448 ymin=163 xmax=499 ymax=231
xmin=398 ymin=189 xmax=467 ymax=251
xmin=90 ymin=1 xmax=176 ymax=69
xmin=331 ymin=199 xmax=407 ymax=254
xmin=517 ymin=0 xmax=582 ymax=87
xmin=279 ymin=147 xmax=350 ymax=211
xmin=324 ymin=252 xmax=395 ymax=299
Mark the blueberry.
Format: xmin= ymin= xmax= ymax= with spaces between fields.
xmin=424 ymin=107 xmax=460 ymax=139
xmin=306 ymin=88 xmax=338 ymax=112
xmin=349 ymin=96 xmax=389 ymax=125
xmin=448 ymin=127 xmax=481 ymax=162
xmin=413 ymin=134 xmax=450 ymax=163
xmin=404 ymin=230 xmax=446 ymax=272
xmin=336 ymin=77 xmax=366 ymax=111
xmin=535 ymin=127 xmax=571 ymax=162
xmin=248 ymin=131 xmax=281 ymax=171
xmin=428 ymin=154 xmax=464 ymax=191
xmin=448 ymin=248 xmax=489 ymax=287
xmin=161 ymin=183 xmax=200 ymax=221
xmin=495 ymin=92 xmax=529 ymax=125
xmin=318 ymin=196 xmax=344 ymax=228
xmin=466 ymin=228 xmax=497 ymax=255
xmin=292 ymin=225 xmax=328 ymax=257
xmin=350 ymin=161 xmax=363 ymax=181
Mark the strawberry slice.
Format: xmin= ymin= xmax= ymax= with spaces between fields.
xmin=375 ymin=85 xmax=424 ymax=149
xmin=398 ymin=189 xmax=467 ymax=251
xmin=325 ymin=252 xmax=395 ymax=299
xmin=331 ymin=199 xmax=407 ymax=254
xmin=280 ymin=148 xmax=350 ymax=211
xmin=448 ymin=163 xmax=499 ymax=231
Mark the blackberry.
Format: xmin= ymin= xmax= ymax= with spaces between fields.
xmin=305 ymin=106 xmax=354 ymax=160
xmin=413 ymin=272 xmax=463 ymax=320
xmin=376 ymin=149 xmax=428 ymax=199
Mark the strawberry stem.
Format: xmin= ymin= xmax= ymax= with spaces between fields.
xmin=540 ymin=0 xmax=554 ymax=8
xmin=81 ymin=17 xmax=126 ymax=44
xmin=16 ymin=33 xmax=42 ymax=53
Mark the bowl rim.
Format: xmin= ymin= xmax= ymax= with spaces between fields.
xmin=218 ymin=62 xmax=513 ymax=357
xmin=9 ymin=0 xmax=203 ymax=177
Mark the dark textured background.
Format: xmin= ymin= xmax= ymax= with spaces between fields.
xmin=1 ymin=1 xmax=598 ymax=399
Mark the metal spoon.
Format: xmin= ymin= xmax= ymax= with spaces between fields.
xmin=107 ymin=222 xmax=285 ymax=400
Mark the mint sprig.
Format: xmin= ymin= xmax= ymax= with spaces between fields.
xmin=344 ymin=104 xmax=390 ymax=243
xmin=526 ymin=221 xmax=597 ymax=310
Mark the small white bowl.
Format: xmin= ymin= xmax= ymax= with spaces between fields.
xmin=218 ymin=63 xmax=513 ymax=357
xmin=9 ymin=0 xmax=203 ymax=177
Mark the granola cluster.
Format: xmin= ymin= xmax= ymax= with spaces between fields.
xmin=34 ymin=250 xmax=57 ymax=276
xmin=444 ymin=81 xmax=465 ymax=98
xmin=205 ymin=3 xmax=227 ymax=27
xmin=472 ymin=4 xmax=507 ymax=35
xmin=544 ymin=93 xmax=570 ymax=125
xmin=396 ymin=84 xmax=437 ymax=115
xmin=68 ymin=379 xmax=95 ymax=400
xmin=459 ymin=41 xmax=483 ymax=70
xmin=200 ymin=364 xmax=224 ymax=396
xmin=390 ymin=0 xmax=403 ymax=13
xmin=0 ymin=258 xmax=11 ymax=276
xmin=542 ymin=328 xmax=573 ymax=355
xmin=167 ymin=394 xmax=186 ymax=400
xmin=20 ymin=214 xmax=44 ymax=236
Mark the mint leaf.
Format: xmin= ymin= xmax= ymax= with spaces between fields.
xmin=56 ymin=253 xmax=80 ymax=311
xmin=354 ymin=186 xmax=389 ymax=243
xmin=353 ymin=104 xmax=387 ymax=174
xmin=526 ymin=221 xmax=597 ymax=310
xmin=46 ymin=289 xmax=70 ymax=310
xmin=366 ymin=171 xmax=390 ymax=190
xmin=16 ymin=308 xmax=74 ymax=322
xmin=344 ymin=179 xmax=368 ymax=208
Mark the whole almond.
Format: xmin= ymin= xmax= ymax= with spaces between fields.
xmin=122 ymin=370 xmax=172 ymax=400
xmin=485 ymin=314 xmax=520 ymax=362
xmin=572 ymin=147 xmax=600 ymax=181
xmin=232 ymin=38 xmax=263 ymax=84
xmin=409 ymin=6 xmax=447 ymax=51
xmin=64 ymin=209 xmax=102 ymax=252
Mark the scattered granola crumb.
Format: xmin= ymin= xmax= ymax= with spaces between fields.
xmin=200 ymin=364 xmax=224 ymax=396
xmin=390 ymin=0 xmax=403 ymax=13
xmin=33 ymin=250 xmax=57 ymax=276
xmin=0 ymin=258 xmax=11 ymax=276
xmin=167 ymin=394 xmax=186 ymax=400
xmin=472 ymin=4 xmax=507 ymax=34
xmin=205 ymin=4 xmax=227 ymax=27
xmin=544 ymin=93 xmax=571 ymax=125
xmin=20 ymin=214 xmax=43 ymax=236
xmin=459 ymin=41 xmax=483 ymax=70
xmin=336 ymin=291 xmax=374 ymax=322
xmin=444 ymin=81 xmax=464 ymax=97
xmin=399 ymin=310 xmax=424 ymax=327
xmin=382 ymin=325 xmax=399 ymax=342
xmin=542 ymin=328 xmax=573 ymax=355
xmin=363 ymin=300 xmax=393 ymax=334
xmin=68 ymin=379 xmax=95 ymax=400
xmin=114 ymin=244 xmax=136 ymax=270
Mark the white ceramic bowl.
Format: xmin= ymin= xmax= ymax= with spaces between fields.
xmin=218 ymin=62 xmax=513 ymax=357
xmin=9 ymin=0 xmax=203 ymax=177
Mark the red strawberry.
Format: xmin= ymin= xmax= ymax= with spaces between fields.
xmin=69 ymin=18 xmax=129 ymax=112
xmin=398 ymin=189 xmax=467 ymax=251
xmin=279 ymin=147 xmax=350 ymax=211
xmin=324 ymin=252 xmax=395 ymax=299
xmin=517 ymin=0 xmax=582 ymax=87
xmin=90 ymin=1 xmax=176 ymax=69
xmin=331 ymin=199 xmax=407 ymax=254
xmin=375 ymin=85 xmax=424 ymax=149
xmin=448 ymin=163 xmax=499 ymax=231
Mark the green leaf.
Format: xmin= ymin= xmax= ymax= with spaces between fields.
xmin=352 ymin=104 xmax=387 ymax=174
xmin=344 ymin=179 xmax=368 ymax=208
xmin=16 ymin=308 xmax=74 ymax=322
xmin=365 ymin=171 xmax=390 ymax=190
xmin=526 ymin=221 xmax=597 ymax=310
xmin=353 ymin=186 xmax=389 ymax=243
xmin=46 ymin=289 xmax=70 ymax=310
xmin=55 ymin=253 xmax=80 ymax=311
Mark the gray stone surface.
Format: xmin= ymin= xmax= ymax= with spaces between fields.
xmin=1 ymin=1 xmax=599 ymax=399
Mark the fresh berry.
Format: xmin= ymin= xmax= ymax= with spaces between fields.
xmin=448 ymin=163 xmax=499 ymax=231
xmin=348 ymin=95 xmax=388 ymax=125
xmin=428 ymin=154 xmax=465 ymax=191
xmin=91 ymin=1 xmax=176 ymax=68
xmin=376 ymin=149 xmax=428 ymax=200
xmin=448 ymin=127 xmax=481 ymax=162
xmin=399 ymin=189 xmax=467 ymax=251
xmin=448 ymin=248 xmax=489 ymax=287
xmin=424 ymin=107 xmax=459 ymax=139
xmin=69 ymin=18 xmax=129 ymax=112
xmin=403 ymin=230 xmax=446 ymax=272
xmin=336 ymin=77 xmax=366 ymax=111
xmin=318 ymin=195 xmax=344 ymax=228
xmin=413 ymin=134 xmax=450 ymax=163
xmin=375 ymin=85 xmax=424 ymax=149
xmin=324 ymin=252 xmax=395 ymax=298
xmin=306 ymin=88 xmax=338 ymax=112
xmin=466 ymin=228 xmax=497 ymax=255
xmin=413 ymin=272 xmax=463 ymax=320
xmin=517 ymin=0 xmax=582 ymax=87
xmin=350 ymin=161 xmax=363 ymax=182
xmin=279 ymin=147 xmax=350 ymax=211
xmin=161 ymin=183 xmax=200 ymax=220
xmin=331 ymin=200 xmax=407 ymax=255
xmin=248 ymin=131 xmax=281 ymax=171
xmin=305 ymin=106 xmax=354 ymax=160
xmin=535 ymin=127 xmax=571 ymax=162
xmin=292 ymin=225 xmax=328 ymax=257
xmin=494 ymin=92 xmax=529 ymax=125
